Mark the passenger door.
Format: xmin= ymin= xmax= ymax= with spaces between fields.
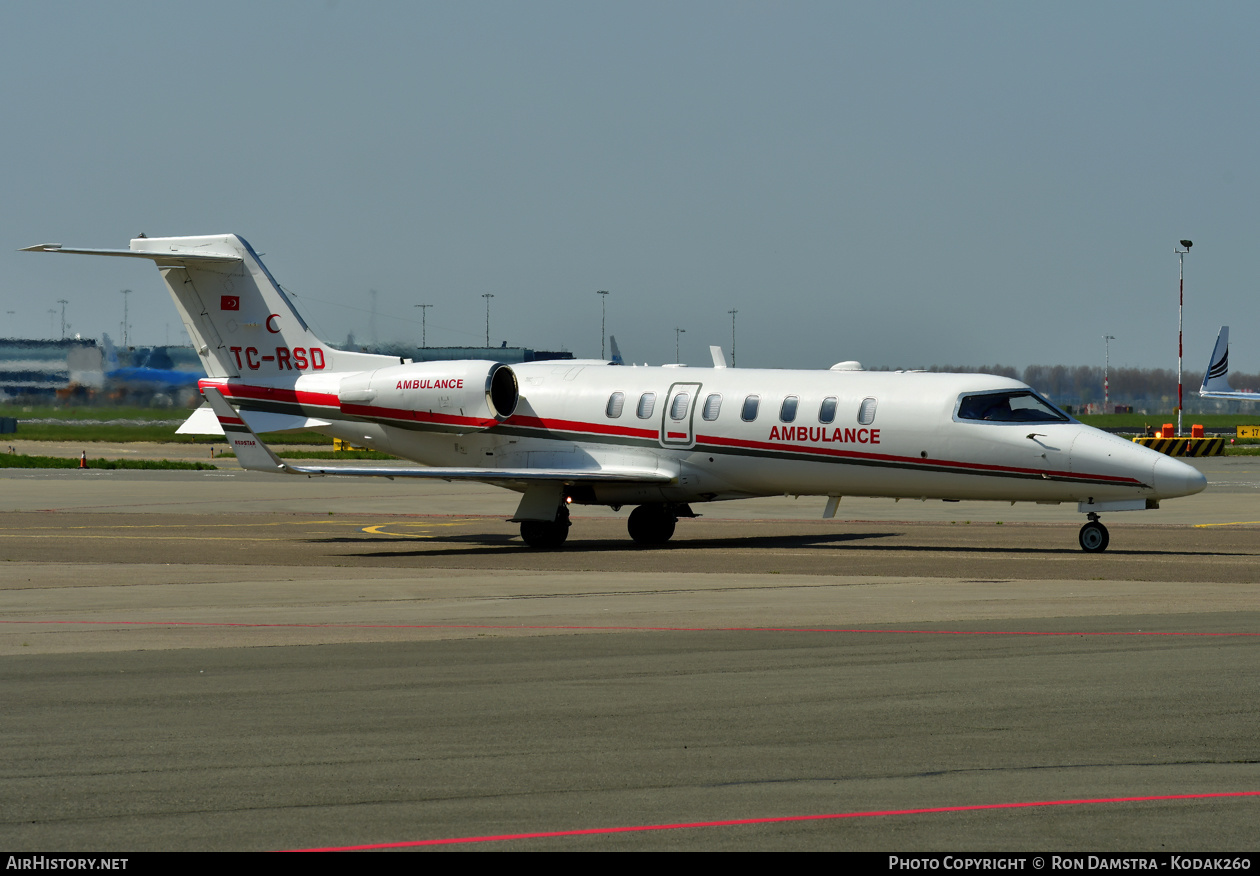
xmin=660 ymin=382 xmax=702 ymax=448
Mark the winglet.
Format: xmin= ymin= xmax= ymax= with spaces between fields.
xmin=203 ymin=387 xmax=305 ymax=475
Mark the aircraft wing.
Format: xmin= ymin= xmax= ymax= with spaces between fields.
xmin=203 ymin=388 xmax=674 ymax=484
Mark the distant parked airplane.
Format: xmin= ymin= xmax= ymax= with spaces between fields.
xmin=1200 ymin=326 xmax=1260 ymax=401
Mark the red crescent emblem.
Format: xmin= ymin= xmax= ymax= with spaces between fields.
xmin=266 ymin=314 xmax=281 ymax=334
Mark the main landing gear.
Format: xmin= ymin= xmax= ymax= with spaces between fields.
xmin=519 ymin=504 xmax=570 ymax=549
xmin=627 ymin=504 xmax=677 ymax=545
xmin=626 ymin=503 xmax=696 ymax=546
xmin=1078 ymin=513 xmax=1110 ymax=553
xmin=520 ymin=503 xmax=692 ymax=549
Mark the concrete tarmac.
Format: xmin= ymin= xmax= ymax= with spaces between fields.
xmin=0 ymin=457 xmax=1258 ymax=851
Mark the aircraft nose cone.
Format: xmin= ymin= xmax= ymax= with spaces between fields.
xmin=1152 ymin=455 xmax=1207 ymax=498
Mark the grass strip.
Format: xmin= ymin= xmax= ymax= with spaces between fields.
xmin=5 ymin=424 xmax=333 ymax=444
xmin=0 ymin=454 xmax=217 ymax=470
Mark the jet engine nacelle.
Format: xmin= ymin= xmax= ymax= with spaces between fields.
xmin=337 ymin=360 xmax=518 ymax=431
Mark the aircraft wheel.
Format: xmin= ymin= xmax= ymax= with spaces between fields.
xmin=1078 ymin=520 xmax=1109 ymax=553
xmin=627 ymin=504 xmax=677 ymax=546
xmin=520 ymin=506 xmax=571 ymax=549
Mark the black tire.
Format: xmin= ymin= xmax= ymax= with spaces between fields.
xmin=627 ymin=505 xmax=677 ymax=545
xmin=520 ymin=507 xmax=571 ymax=549
xmin=1078 ymin=520 xmax=1109 ymax=553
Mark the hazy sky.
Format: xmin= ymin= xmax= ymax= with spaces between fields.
xmin=3 ymin=2 xmax=1257 ymax=375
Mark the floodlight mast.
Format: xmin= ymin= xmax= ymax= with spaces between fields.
xmin=1175 ymin=240 xmax=1192 ymax=437
xmin=1103 ymin=334 xmax=1115 ymax=411
xmin=414 ymin=304 xmax=432 ymax=348
xmin=597 ymin=290 xmax=610 ymax=359
xmin=120 ymin=289 xmax=131 ymax=347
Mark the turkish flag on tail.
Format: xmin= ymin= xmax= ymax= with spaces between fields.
xmin=220 ymin=296 xmax=240 ymax=311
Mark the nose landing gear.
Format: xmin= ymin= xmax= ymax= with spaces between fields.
xmin=1078 ymin=513 xmax=1110 ymax=553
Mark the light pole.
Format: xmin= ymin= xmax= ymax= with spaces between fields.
xmin=675 ymin=327 xmax=685 ymax=364
xmin=597 ymin=290 xmax=610 ymax=359
xmin=369 ymin=289 xmax=378 ymax=346
xmin=728 ymin=309 xmax=738 ymax=366
xmin=414 ymin=304 xmax=432 ymax=348
xmin=57 ymin=299 xmax=68 ymax=339
xmin=482 ymin=293 xmax=494 ymax=347
xmin=1103 ymin=335 xmax=1115 ymax=412
xmin=1175 ymin=240 xmax=1192 ymax=436
xmin=120 ymin=289 xmax=131 ymax=347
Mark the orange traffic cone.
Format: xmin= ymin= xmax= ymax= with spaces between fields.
xmin=79 ymin=450 xmax=86 ymax=469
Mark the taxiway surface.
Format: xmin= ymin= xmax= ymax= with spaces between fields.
xmin=1 ymin=458 xmax=1257 ymax=851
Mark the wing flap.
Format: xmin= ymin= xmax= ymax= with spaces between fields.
xmin=274 ymin=464 xmax=674 ymax=483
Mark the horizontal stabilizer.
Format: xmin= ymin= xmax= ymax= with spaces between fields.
xmin=20 ymin=243 xmax=241 ymax=265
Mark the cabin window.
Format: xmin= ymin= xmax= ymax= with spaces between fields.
xmin=741 ymin=395 xmax=760 ymax=422
xmin=858 ymin=397 xmax=877 ymax=425
xmin=819 ymin=397 xmax=837 ymax=424
xmin=606 ymin=392 xmax=625 ymax=418
xmin=957 ymin=390 xmax=1067 ymax=423
xmin=637 ymin=392 xmax=656 ymax=419
xmin=702 ymin=393 xmax=723 ymax=421
xmin=780 ymin=396 xmax=799 ymax=423
xmin=670 ymin=392 xmax=690 ymax=421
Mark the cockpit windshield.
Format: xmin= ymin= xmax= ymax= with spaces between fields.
xmin=957 ymin=390 xmax=1069 ymax=423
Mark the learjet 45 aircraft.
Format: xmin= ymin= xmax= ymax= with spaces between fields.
xmin=24 ymin=234 xmax=1207 ymax=552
